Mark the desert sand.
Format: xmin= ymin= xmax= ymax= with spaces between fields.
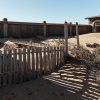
xmin=0 ymin=33 xmax=100 ymax=100
xmin=68 ymin=33 xmax=100 ymax=48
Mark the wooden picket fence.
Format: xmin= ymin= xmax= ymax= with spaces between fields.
xmin=0 ymin=46 xmax=65 ymax=87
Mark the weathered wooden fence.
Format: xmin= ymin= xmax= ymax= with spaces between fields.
xmin=0 ymin=46 xmax=65 ymax=87
xmin=0 ymin=18 xmax=92 ymax=38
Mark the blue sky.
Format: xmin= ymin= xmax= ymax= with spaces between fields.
xmin=0 ymin=0 xmax=100 ymax=24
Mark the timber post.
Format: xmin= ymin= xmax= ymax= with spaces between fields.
xmin=76 ymin=22 xmax=80 ymax=49
xmin=3 ymin=18 xmax=8 ymax=37
xmin=43 ymin=21 xmax=47 ymax=37
xmin=64 ymin=21 xmax=68 ymax=58
xmin=70 ymin=22 xmax=72 ymax=36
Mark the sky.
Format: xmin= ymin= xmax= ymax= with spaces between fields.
xmin=0 ymin=0 xmax=100 ymax=24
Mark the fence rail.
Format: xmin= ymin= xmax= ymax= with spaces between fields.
xmin=0 ymin=46 xmax=65 ymax=87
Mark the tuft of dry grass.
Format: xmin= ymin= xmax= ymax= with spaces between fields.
xmin=69 ymin=45 xmax=100 ymax=69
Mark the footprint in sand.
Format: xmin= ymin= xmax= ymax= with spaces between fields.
xmin=10 ymin=93 xmax=17 ymax=99
xmin=2 ymin=96 xmax=12 ymax=100
xmin=52 ymin=92 xmax=64 ymax=97
xmin=25 ymin=88 xmax=40 ymax=96
xmin=47 ymin=81 xmax=52 ymax=85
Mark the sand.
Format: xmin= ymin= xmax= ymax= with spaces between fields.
xmin=68 ymin=33 xmax=100 ymax=48
xmin=0 ymin=33 xmax=100 ymax=100
xmin=0 ymin=59 xmax=100 ymax=100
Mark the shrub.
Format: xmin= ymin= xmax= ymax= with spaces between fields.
xmin=69 ymin=45 xmax=100 ymax=69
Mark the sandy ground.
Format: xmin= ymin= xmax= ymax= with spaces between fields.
xmin=0 ymin=32 xmax=100 ymax=50
xmin=0 ymin=59 xmax=100 ymax=100
xmin=0 ymin=33 xmax=100 ymax=100
xmin=68 ymin=33 xmax=100 ymax=48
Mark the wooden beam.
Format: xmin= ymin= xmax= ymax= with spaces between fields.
xmin=76 ymin=22 xmax=80 ymax=49
xmin=64 ymin=21 xmax=68 ymax=58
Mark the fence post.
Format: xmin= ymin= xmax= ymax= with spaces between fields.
xmin=43 ymin=21 xmax=47 ymax=37
xmin=76 ymin=22 xmax=80 ymax=49
xmin=70 ymin=22 xmax=72 ymax=36
xmin=3 ymin=18 xmax=8 ymax=37
xmin=64 ymin=21 xmax=68 ymax=58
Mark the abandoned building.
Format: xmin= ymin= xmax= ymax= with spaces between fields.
xmin=85 ymin=15 xmax=100 ymax=32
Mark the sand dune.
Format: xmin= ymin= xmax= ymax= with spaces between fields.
xmin=68 ymin=33 xmax=100 ymax=47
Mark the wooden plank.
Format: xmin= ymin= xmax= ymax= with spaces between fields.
xmin=0 ymin=52 xmax=1 ymax=86
xmin=57 ymin=46 xmax=59 ymax=67
xmin=7 ymin=50 xmax=12 ymax=85
xmin=62 ymin=46 xmax=64 ymax=63
xmin=2 ymin=52 xmax=4 ymax=86
xmin=62 ymin=46 xmax=64 ymax=64
xmin=27 ymin=48 xmax=31 ymax=80
xmin=32 ymin=48 xmax=36 ymax=78
xmin=45 ymin=48 xmax=49 ymax=74
xmin=51 ymin=47 xmax=53 ymax=72
xmin=60 ymin=46 xmax=63 ymax=65
xmin=52 ymin=47 xmax=54 ymax=71
xmin=48 ymin=47 xmax=52 ymax=73
xmin=16 ymin=49 xmax=19 ymax=83
xmin=43 ymin=21 xmax=47 ymax=37
xmin=38 ymin=47 xmax=40 ymax=76
xmin=60 ymin=46 xmax=62 ymax=65
xmin=10 ymin=49 xmax=13 ymax=83
xmin=18 ymin=49 xmax=22 ymax=83
xmin=8 ymin=49 xmax=13 ymax=85
xmin=36 ymin=47 xmax=39 ymax=78
xmin=54 ymin=47 xmax=56 ymax=69
xmin=43 ymin=47 xmax=46 ymax=74
xmin=64 ymin=21 xmax=68 ymax=57
xmin=23 ymin=48 xmax=26 ymax=81
xmin=13 ymin=49 xmax=17 ymax=83
xmin=70 ymin=22 xmax=72 ymax=36
xmin=47 ymin=47 xmax=51 ymax=72
xmin=3 ymin=50 xmax=7 ymax=86
xmin=55 ymin=47 xmax=57 ymax=66
xmin=76 ymin=22 xmax=80 ymax=49
xmin=39 ymin=47 xmax=43 ymax=75
xmin=12 ymin=49 xmax=15 ymax=83
xmin=4 ymin=50 xmax=8 ymax=85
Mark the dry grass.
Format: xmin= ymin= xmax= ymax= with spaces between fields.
xmin=69 ymin=45 xmax=100 ymax=69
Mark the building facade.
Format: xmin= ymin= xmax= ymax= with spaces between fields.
xmin=85 ymin=16 xmax=100 ymax=32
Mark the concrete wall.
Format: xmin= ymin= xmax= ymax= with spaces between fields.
xmin=0 ymin=19 xmax=92 ymax=38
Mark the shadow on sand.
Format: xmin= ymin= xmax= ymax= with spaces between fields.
xmin=0 ymin=57 xmax=100 ymax=100
xmin=43 ymin=57 xmax=100 ymax=100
